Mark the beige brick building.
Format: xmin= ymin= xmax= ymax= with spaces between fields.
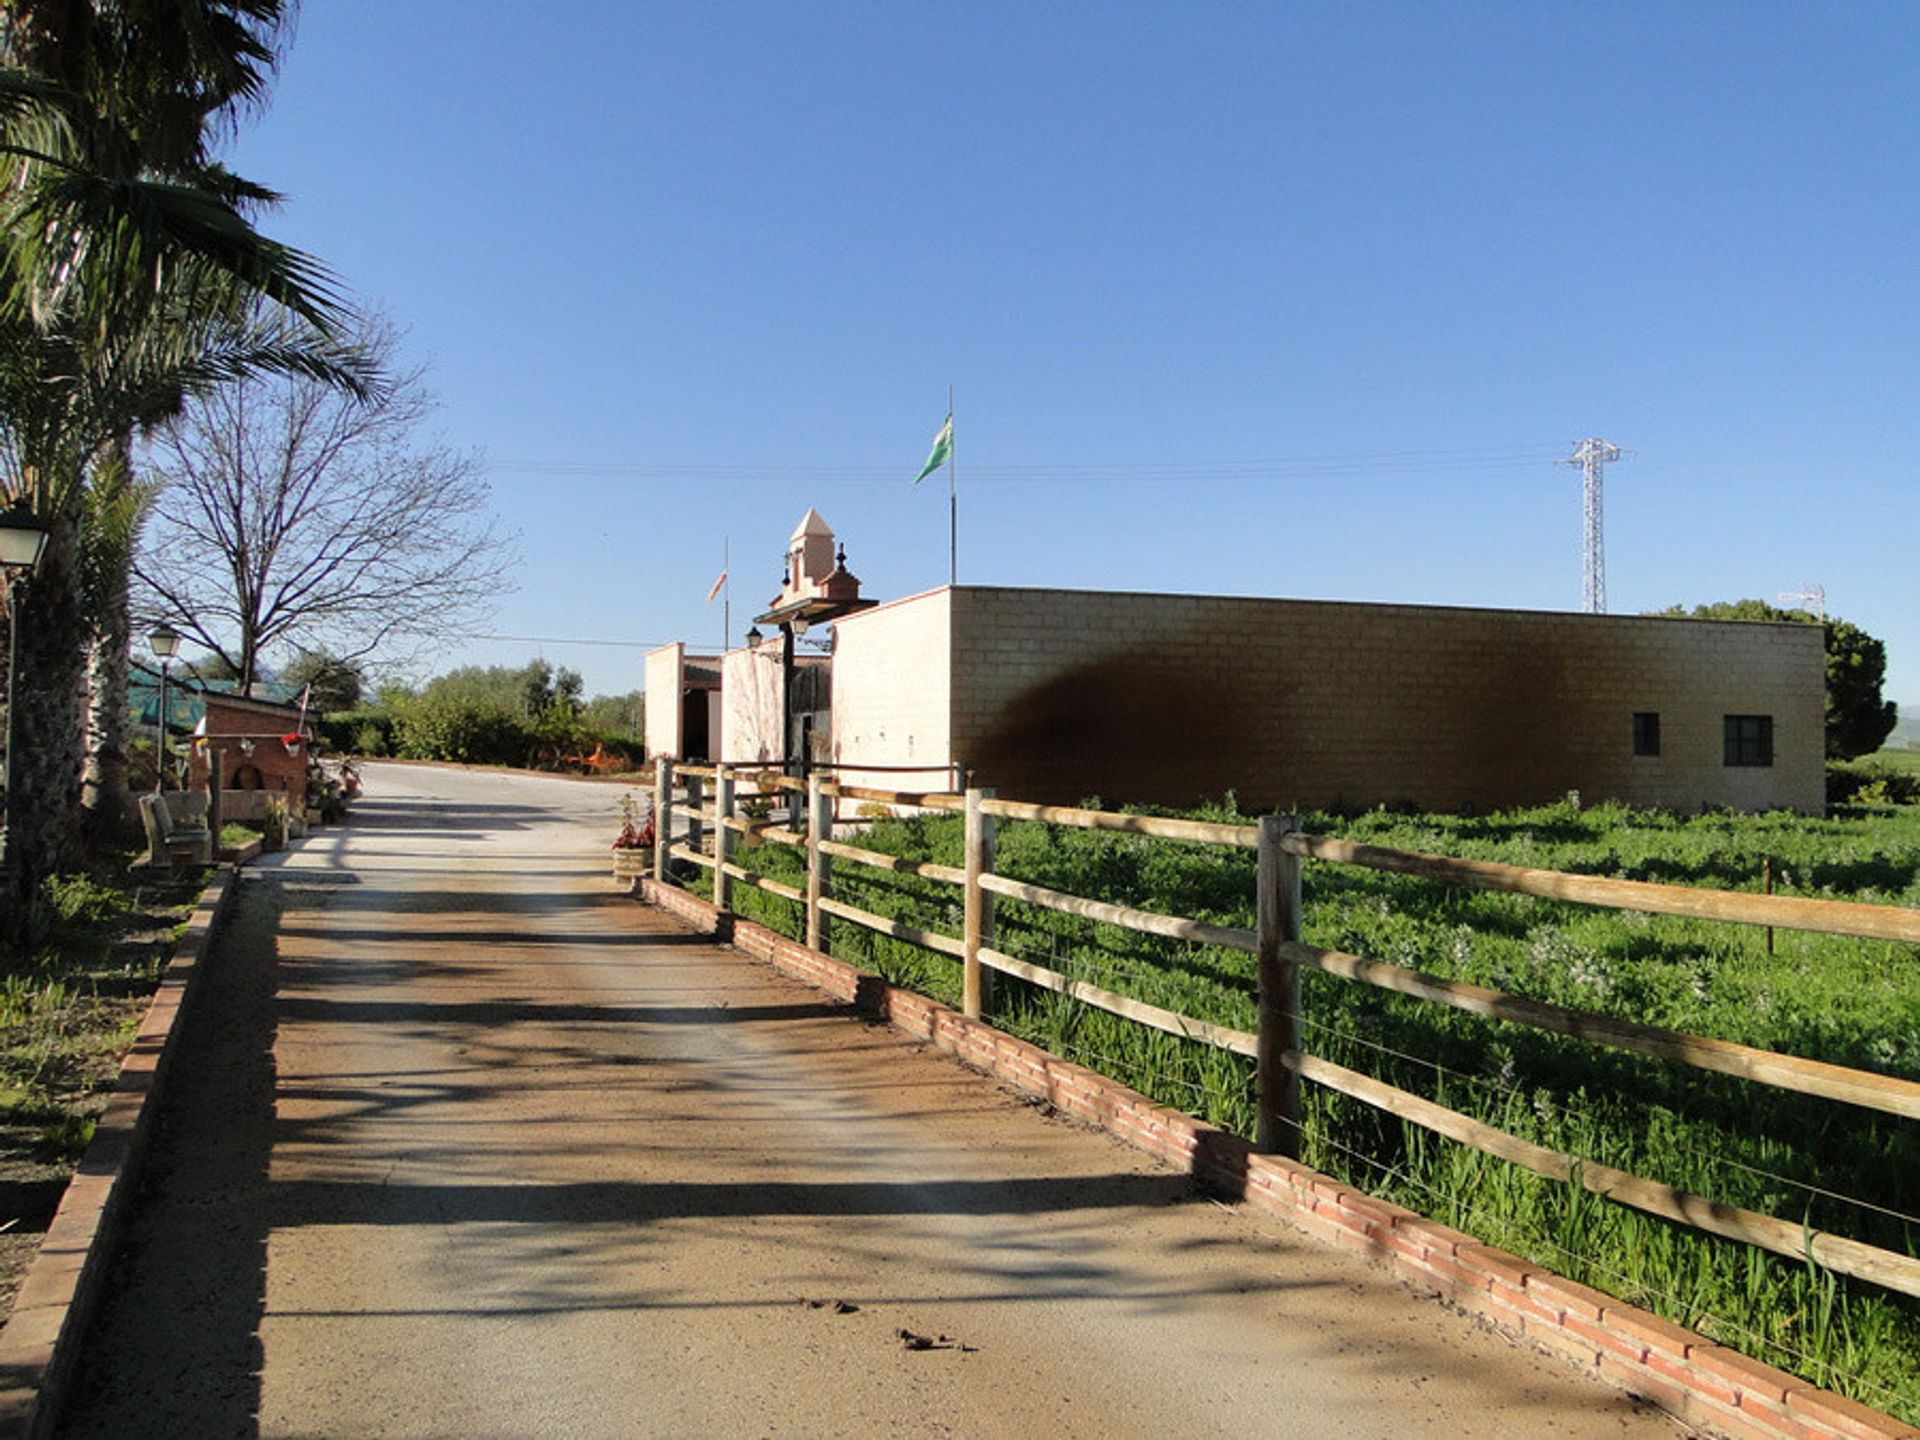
xmin=825 ymin=585 xmax=1825 ymax=814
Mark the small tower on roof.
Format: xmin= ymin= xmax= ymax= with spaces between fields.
xmin=776 ymin=507 xmax=856 ymax=610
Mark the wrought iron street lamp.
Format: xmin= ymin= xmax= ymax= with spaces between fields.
xmin=0 ymin=503 xmax=50 ymax=875
xmin=147 ymin=622 xmax=181 ymax=793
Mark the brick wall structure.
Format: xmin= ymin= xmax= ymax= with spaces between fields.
xmin=638 ymin=876 xmax=1917 ymax=1440
xmin=828 ymin=586 xmax=1825 ymax=814
xmin=186 ymin=694 xmax=311 ymax=811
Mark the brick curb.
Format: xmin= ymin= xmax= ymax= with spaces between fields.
xmin=0 ymin=864 xmax=245 ymax=1440
xmin=638 ymin=877 xmax=1917 ymax=1440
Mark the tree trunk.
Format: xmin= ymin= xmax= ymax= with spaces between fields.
xmin=8 ymin=511 xmax=90 ymax=896
xmin=80 ymin=437 xmax=144 ymax=849
xmin=81 ymin=555 xmax=139 ymax=846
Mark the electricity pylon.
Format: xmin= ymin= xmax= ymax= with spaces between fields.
xmin=1560 ymin=438 xmax=1623 ymax=614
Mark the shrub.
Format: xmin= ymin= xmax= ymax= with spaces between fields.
xmin=392 ymin=691 xmax=531 ymax=765
xmin=319 ymin=708 xmax=396 ymax=757
xmin=1827 ymin=760 xmax=1920 ymax=806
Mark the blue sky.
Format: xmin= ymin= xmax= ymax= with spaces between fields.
xmin=232 ymin=2 xmax=1918 ymax=709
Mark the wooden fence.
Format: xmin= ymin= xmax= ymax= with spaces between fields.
xmin=648 ymin=758 xmax=1920 ymax=1301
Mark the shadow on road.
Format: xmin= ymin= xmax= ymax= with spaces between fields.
xmin=60 ymin=879 xmax=284 ymax=1438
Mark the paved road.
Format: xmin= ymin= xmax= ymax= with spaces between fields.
xmin=64 ymin=763 xmax=1671 ymax=1437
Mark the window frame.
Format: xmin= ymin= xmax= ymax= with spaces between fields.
xmin=1723 ymin=714 xmax=1774 ymax=768
xmin=1632 ymin=711 xmax=1661 ymax=758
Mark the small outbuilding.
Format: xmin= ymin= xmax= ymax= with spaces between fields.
xmin=186 ymin=691 xmax=316 ymax=820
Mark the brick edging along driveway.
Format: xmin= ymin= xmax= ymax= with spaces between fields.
xmin=0 ymin=865 xmax=243 ymax=1440
xmin=638 ymin=877 xmax=1917 ymax=1440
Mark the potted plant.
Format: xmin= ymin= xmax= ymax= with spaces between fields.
xmin=612 ymin=791 xmax=655 ymax=880
xmin=262 ymin=797 xmax=290 ymax=852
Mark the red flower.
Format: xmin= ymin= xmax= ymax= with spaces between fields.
xmin=612 ymin=815 xmax=656 ymax=850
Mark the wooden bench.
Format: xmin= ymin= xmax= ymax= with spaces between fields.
xmin=138 ymin=792 xmax=213 ymax=869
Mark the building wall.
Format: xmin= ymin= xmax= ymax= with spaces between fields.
xmin=721 ymin=644 xmax=785 ymax=763
xmin=719 ymin=648 xmax=831 ymax=765
xmin=828 ymin=588 xmax=954 ymax=792
xmin=644 ymin=644 xmax=685 ymax=760
xmin=932 ymin=587 xmax=1824 ymax=814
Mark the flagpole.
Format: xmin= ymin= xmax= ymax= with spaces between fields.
xmin=947 ymin=384 xmax=956 ymax=586
xmin=722 ymin=535 xmax=730 ymax=650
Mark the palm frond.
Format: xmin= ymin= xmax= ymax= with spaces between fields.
xmin=78 ymin=446 xmax=158 ymax=626
xmin=4 ymin=168 xmax=347 ymax=339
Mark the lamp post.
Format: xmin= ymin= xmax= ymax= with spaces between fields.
xmin=147 ymin=622 xmax=181 ymax=793
xmin=0 ymin=503 xmax=50 ymax=877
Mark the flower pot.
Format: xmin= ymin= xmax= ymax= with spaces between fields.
xmin=612 ymin=848 xmax=651 ymax=880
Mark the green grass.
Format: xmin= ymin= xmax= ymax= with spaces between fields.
xmin=1869 ymin=748 xmax=1920 ymax=777
xmin=719 ymin=798 xmax=1920 ymax=1422
xmin=219 ymin=821 xmax=264 ymax=850
xmin=1 ymin=860 xmax=206 ymax=1165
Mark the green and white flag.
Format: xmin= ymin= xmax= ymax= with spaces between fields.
xmin=914 ymin=413 xmax=953 ymax=483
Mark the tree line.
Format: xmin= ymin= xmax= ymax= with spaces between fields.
xmin=307 ymin=659 xmax=645 ymax=771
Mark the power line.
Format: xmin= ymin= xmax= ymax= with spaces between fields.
xmin=483 ymin=444 xmax=1571 ymax=487
xmin=454 ymin=632 xmax=664 ymax=650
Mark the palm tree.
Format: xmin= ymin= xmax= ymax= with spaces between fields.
xmin=1 ymin=2 xmax=363 ymax=882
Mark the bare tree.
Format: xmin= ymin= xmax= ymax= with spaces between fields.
xmin=134 ymin=323 xmax=512 ymax=691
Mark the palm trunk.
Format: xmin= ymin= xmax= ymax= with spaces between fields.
xmin=80 ymin=437 xmax=144 ymax=847
xmin=81 ymin=558 xmax=138 ymax=845
xmin=7 ymin=510 xmax=89 ymax=896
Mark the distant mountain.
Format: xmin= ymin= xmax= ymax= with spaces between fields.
xmin=1890 ymin=705 xmax=1920 ymax=749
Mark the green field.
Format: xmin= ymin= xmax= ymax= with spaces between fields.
xmin=714 ymin=796 xmax=1920 ymax=1422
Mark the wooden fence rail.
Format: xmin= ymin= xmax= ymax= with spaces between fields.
xmin=642 ymin=758 xmax=1920 ymax=1301
xmin=1284 ymin=832 xmax=1920 ymax=944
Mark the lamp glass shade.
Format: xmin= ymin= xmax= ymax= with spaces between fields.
xmin=0 ymin=507 xmax=48 ymax=571
xmin=147 ymin=623 xmax=182 ymax=660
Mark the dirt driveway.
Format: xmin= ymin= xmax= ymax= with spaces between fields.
xmin=61 ymin=765 xmax=1671 ymax=1437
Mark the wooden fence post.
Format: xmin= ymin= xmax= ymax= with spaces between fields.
xmin=652 ymin=757 xmax=672 ymax=882
xmin=1763 ymin=857 xmax=1775 ymax=956
xmin=963 ymin=787 xmax=996 ymax=1019
xmin=208 ymin=757 xmax=223 ymax=849
xmin=713 ymin=765 xmax=734 ymax=911
xmin=685 ymin=772 xmax=705 ymax=885
xmin=807 ymin=775 xmax=832 ymax=952
xmin=1257 ymin=813 xmax=1303 ymax=1157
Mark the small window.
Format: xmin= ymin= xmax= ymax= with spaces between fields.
xmin=1723 ymin=715 xmax=1774 ymax=767
xmin=1632 ymin=712 xmax=1661 ymax=757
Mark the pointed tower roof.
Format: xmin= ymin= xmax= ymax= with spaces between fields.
xmin=789 ymin=507 xmax=832 ymax=543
